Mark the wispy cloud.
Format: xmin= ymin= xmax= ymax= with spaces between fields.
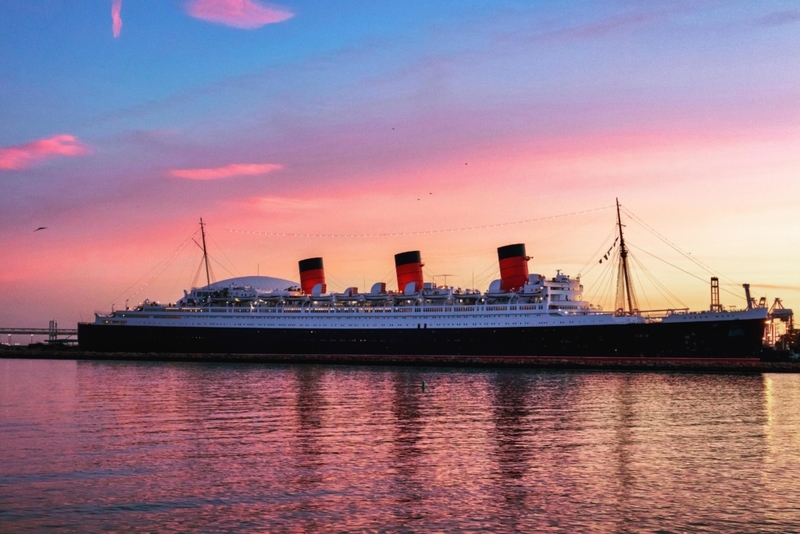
xmin=112 ymin=0 xmax=122 ymax=38
xmin=184 ymin=0 xmax=294 ymax=29
xmin=0 ymin=135 xmax=90 ymax=171
xmin=757 ymin=10 xmax=800 ymax=27
xmin=170 ymin=162 xmax=284 ymax=180
xmin=551 ymin=12 xmax=658 ymax=41
xmin=494 ymin=6 xmax=688 ymax=48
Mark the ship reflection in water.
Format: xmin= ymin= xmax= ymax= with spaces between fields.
xmin=2 ymin=360 xmax=800 ymax=531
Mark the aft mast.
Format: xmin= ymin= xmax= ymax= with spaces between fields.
xmin=615 ymin=199 xmax=638 ymax=315
xmin=200 ymin=217 xmax=211 ymax=288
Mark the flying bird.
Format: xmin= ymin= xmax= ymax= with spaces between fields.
xmin=34 ymin=227 xmax=47 ymax=232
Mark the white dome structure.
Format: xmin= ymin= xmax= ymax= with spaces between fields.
xmin=200 ymin=276 xmax=298 ymax=292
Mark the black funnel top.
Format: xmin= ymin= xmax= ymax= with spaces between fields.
xmin=298 ymin=257 xmax=324 ymax=272
xmin=497 ymin=243 xmax=527 ymax=260
xmin=394 ymin=251 xmax=422 ymax=267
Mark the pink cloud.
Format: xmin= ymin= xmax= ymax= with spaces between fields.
xmin=0 ymin=135 xmax=90 ymax=171
xmin=112 ymin=0 xmax=123 ymax=38
xmin=184 ymin=0 xmax=294 ymax=29
xmin=170 ymin=163 xmax=284 ymax=180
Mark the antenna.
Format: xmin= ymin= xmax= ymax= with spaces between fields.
xmin=435 ymin=274 xmax=455 ymax=287
xmin=200 ymin=218 xmax=211 ymax=288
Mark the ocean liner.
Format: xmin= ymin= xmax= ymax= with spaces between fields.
xmin=79 ymin=202 xmax=770 ymax=358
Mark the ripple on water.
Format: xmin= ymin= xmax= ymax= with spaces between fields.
xmin=1 ymin=360 xmax=800 ymax=532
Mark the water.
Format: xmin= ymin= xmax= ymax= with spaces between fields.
xmin=1 ymin=360 xmax=800 ymax=532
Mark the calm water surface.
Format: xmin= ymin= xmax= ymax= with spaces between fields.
xmin=2 ymin=360 xmax=800 ymax=532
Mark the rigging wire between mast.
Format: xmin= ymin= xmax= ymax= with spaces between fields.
xmin=223 ymin=205 xmax=615 ymax=238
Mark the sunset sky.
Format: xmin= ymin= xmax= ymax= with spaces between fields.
xmin=1 ymin=0 xmax=799 ymax=327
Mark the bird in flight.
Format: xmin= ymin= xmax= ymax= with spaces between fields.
xmin=34 ymin=227 xmax=47 ymax=232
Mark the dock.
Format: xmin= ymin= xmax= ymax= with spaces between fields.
xmin=1 ymin=344 xmax=798 ymax=373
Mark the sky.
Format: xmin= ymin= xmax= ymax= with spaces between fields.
xmin=1 ymin=0 xmax=799 ymax=327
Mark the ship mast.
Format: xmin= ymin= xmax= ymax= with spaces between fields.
xmin=200 ymin=217 xmax=211 ymax=288
xmin=615 ymin=198 xmax=638 ymax=315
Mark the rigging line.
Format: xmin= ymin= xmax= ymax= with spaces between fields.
xmin=474 ymin=263 xmax=501 ymax=289
xmin=582 ymin=247 xmax=611 ymax=298
xmin=208 ymin=258 xmax=217 ymax=284
xmin=585 ymin=246 xmax=616 ymax=307
xmin=107 ymin=227 xmax=199 ymax=307
xmin=170 ymin=242 xmax=200 ymax=298
xmin=208 ymin=255 xmax=237 ymax=280
xmin=604 ymin=246 xmax=622 ymax=310
xmin=423 ymin=266 xmax=461 ymax=287
xmin=583 ymin=268 xmax=606 ymax=305
xmin=223 ymin=205 xmax=615 ymax=238
xmin=628 ymin=243 xmax=744 ymax=302
xmin=325 ymin=273 xmax=349 ymax=291
xmin=629 ymin=251 xmax=685 ymax=309
xmin=647 ymin=262 xmax=686 ymax=308
xmin=578 ymin=223 xmax=617 ymax=277
xmin=422 ymin=266 xmax=444 ymax=285
xmin=628 ymin=250 xmax=684 ymax=309
xmin=620 ymin=205 xmax=738 ymax=285
xmin=629 ymin=253 xmax=652 ymax=311
xmin=600 ymin=249 xmax=619 ymax=311
xmin=128 ymin=239 xmax=194 ymax=302
xmin=630 ymin=254 xmax=662 ymax=308
xmin=475 ymin=270 xmax=500 ymax=290
xmin=190 ymin=255 xmax=204 ymax=290
xmin=527 ymin=210 xmax=612 ymax=245
xmin=208 ymin=234 xmax=242 ymax=278
xmin=474 ymin=259 xmax=500 ymax=280
xmin=583 ymin=254 xmax=605 ymax=298
xmin=378 ymin=268 xmax=396 ymax=284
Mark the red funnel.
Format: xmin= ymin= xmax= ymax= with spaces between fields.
xmin=497 ymin=244 xmax=529 ymax=292
xmin=298 ymin=257 xmax=326 ymax=295
xmin=394 ymin=251 xmax=424 ymax=293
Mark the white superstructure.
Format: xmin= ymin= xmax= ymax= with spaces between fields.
xmin=96 ymin=270 xmax=767 ymax=330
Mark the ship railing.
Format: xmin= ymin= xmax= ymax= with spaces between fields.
xmin=639 ymin=308 xmax=690 ymax=319
xmin=187 ymin=302 xmax=593 ymax=316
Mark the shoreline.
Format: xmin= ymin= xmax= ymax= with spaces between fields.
xmin=2 ymin=345 xmax=798 ymax=373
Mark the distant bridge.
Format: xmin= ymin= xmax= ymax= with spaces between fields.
xmin=0 ymin=321 xmax=78 ymax=344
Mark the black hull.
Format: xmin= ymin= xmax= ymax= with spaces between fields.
xmin=78 ymin=318 xmax=766 ymax=358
